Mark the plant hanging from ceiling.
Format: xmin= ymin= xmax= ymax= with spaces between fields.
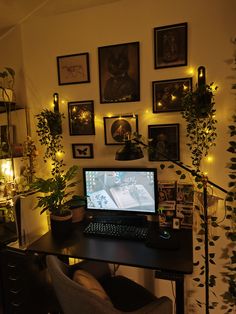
xmin=181 ymin=66 xmax=218 ymax=172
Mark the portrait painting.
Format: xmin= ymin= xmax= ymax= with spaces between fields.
xmin=98 ymin=42 xmax=140 ymax=103
xmin=148 ymin=124 xmax=180 ymax=161
xmin=154 ymin=23 xmax=187 ymax=69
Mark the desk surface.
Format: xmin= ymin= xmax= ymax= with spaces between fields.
xmin=27 ymin=223 xmax=193 ymax=275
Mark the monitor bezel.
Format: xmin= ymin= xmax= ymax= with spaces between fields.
xmin=83 ymin=167 xmax=158 ymax=215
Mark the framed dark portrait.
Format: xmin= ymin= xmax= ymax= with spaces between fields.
xmin=148 ymin=124 xmax=180 ymax=161
xmin=152 ymin=77 xmax=192 ymax=113
xmin=154 ymin=23 xmax=187 ymax=69
xmin=72 ymin=143 xmax=94 ymax=159
xmin=103 ymin=114 xmax=138 ymax=145
xmin=98 ymin=42 xmax=140 ymax=103
xmin=68 ymin=100 xmax=95 ymax=136
xmin=57 ymin=53 xmax=90 ymax=85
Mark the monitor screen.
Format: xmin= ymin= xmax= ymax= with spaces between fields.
xmin=83 ymin=168 xmax=158 ymax=215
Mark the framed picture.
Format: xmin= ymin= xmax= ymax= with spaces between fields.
xmin=98 ymin=42 xmax=140 ymax=103
xmin=68 ymin=100 xmax=95 ymax=136
xmin=72 ymin=143 xmax=94 ymax=159
xmin=148 ymin=124 xmax=180 ymax=161
xmin=152 ymin=77 xmax=192 ymax=113
xmin=103 ymin=114 xmax=138 ymax=145
xmin=154 ymin=23 xmax=187 ymax=69
xmin=57 ymin=53 xmax=90 ymax=85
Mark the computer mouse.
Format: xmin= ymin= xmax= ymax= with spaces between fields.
xmin=159 ymin=230 xmax=171 ymax=240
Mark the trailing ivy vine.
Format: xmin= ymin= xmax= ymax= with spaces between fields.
xmin=181 ymin=83 xmax=218 ymax=171
xmin=221 ymin=114 xmax=236 ymax=313
xmin=35 ymin=109 xmax=65 ymax=176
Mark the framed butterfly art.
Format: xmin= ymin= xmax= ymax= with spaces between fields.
xmin=72 ymin=143 xmax=94 ymax=159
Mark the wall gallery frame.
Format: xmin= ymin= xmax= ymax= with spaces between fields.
xmin=57 ymin=53 xmax=90 ymax=85
xmin=152 ymin=77 xmax=192 ymax=113
xmin=98 ymin=42 xmax=140 ymax=103
xmin=148 ymin=123 xmax=180 ymax=161
xmin=103 ymin=114 xmax=138 ymax=145
xmin=68 ymin=100 xmax=95 ymax=136
xmin=72 ymin=143 xmax=94 ymax=159
xmin=154 ymin=23 xmax=187 ymax=69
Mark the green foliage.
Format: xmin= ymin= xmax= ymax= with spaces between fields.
xmin=181 ymin=83 xmax=218 ymax=171
xmin=0 ymin=67 xmax=15 ymax=90
xmin=31 ymin=165 xmax=79 ymax=216
xmin=35 ymin=109 xmax=64 ymax=176
xmin=221 ymin=114 xmax=236 ymax=312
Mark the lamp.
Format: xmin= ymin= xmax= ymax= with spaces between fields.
xmin=198 ymin=66 xmax=206 ymax=86
xmin=115 ymin=140 xmax=144 ymax=160
xmin=115 ymin=138 xmax=227 ymax=314
xmin=53 ymin=93 xmax=59 ymax=112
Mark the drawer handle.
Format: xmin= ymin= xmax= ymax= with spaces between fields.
xmin=10 ymin=288 xmax=22 ymax=294
xmin=11 ymin=301 xmax=22 ymax=307
xmin=7 ymin=263 xmax=17 ymax=268
xmin=8 ymin=275 xmax=20 ymax=281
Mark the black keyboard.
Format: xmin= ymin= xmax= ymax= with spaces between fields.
xmin=83 ymin=221 xmax=148 ymax=241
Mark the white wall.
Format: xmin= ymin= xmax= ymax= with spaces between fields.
xmin=1 ymin=0 xmax=235 ymax=313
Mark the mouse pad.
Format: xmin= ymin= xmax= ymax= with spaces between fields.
xmin=145 ymin=224 xmax=180 ymax=250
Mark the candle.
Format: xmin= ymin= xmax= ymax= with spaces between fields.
xmin=53 ymin=93 xmax=59 ymax=112
xmin=198 ymin=66 xmax=206 ymax=86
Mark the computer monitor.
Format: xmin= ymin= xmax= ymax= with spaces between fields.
xmin=83 ymin=167 xmax=158 ymax=215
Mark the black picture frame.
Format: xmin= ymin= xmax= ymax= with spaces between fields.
xmin=148 ymin=123 xmax=180 ymax=161
xmin=103 ymin=114 xmax=138 ymax=145
xmin=152 ymin=77 xmax=192 ymax=113
xmin=154 ymin=23 xmax=187 ymax=69
xmin=98 ymin=42 xmax=140 ymax=103
xmin=57 ymin=53 xmax=90 ymax=85
xmin=72 ymin=143 xmax=94 ymax=159
xmin=68 ymin=100 xmax=95 ymax=136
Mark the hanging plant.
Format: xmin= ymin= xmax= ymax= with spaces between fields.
xmin=221 ymin=113 xmax=236 ymax=313
xmin=181 ymin=82 xmax=218 ymax=171
xmin=35 ymin=109 xmax=64 ymax=176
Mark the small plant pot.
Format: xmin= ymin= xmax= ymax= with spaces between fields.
xmin=50 ymin=211 xmax=73 ymax=238
xmin=71 ymin=206 xmax=85 ymax=223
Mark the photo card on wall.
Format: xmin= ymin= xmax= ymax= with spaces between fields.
xmin=98 ymin=42 xmax=140 ymax=103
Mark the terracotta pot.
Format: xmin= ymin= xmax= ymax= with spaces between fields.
xmin=50 ymin=210 xmax=72 ymax=238
xmin=72 ymin=206 xmax=85 ymax=223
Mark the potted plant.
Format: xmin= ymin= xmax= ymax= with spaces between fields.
xmin=0 ymin=67 xmax=15 ymax=102
xmin=32 ymin=108 xmax=82 ymax=237
xmin=181 ymin=81 xmax=218 ymax=171
xmin=31 ymin=165 xmax=79 ymax=237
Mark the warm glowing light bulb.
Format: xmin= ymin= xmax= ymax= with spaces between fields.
xmin=107 ymin=113 xmax=113 ymax=118
xmin=61 ymin=100 xmax=65 ymax=104
xmin=204 ymin=171 xmax=208 ymax=176
xmin=56 ymin=151 xmax=63 ymax=158
xmin=206 ymin=156 xmax=213 ymax=163
xmin=187 ymin=67 xmax=194 ymax=76
xmin=171 ymin=95 xmax=177 ymax=101
xmin=183 ymin=84 xmax=188 ymax=91
xmin=157 ymin=101 xmax=162 ymax=107
xmin=72 ymin=106 xmax=77 ymax=112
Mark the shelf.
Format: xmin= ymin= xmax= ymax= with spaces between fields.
xmin=0 ymin=102 xmax=24 ymax=113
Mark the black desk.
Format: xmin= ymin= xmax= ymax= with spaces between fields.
xmin=27 ymin=223 xmax=193 ymax=314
